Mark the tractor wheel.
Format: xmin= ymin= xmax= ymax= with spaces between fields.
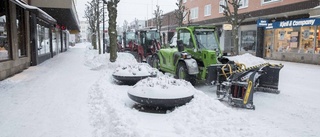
xmin=176 ymin=62 xmax=196 ymax=85
xmin=152 ymin=55 xmax=160 ymax=69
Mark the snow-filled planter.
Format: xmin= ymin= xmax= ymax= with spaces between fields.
xmin=128 ymin=76 xmax=195 ymax=108
xmin=112 ymin=63 xmax=157 ymax=85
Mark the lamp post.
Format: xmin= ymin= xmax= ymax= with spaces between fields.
xmin=102 ymin=1 xmax=105 ymax=54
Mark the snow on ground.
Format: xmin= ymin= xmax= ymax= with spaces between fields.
xmin=0 ymin=42 xmax=320 ymax=137
xmin=85 ymin=48 xmax=289 ymax=137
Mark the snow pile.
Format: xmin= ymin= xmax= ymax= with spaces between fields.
xmin=226 ymin=53 xmax=267 ymax=67
xmin=129 ymin=76 xmax=195 ymax=99
xmin=113 ymin=63 xmax=157 ymax=77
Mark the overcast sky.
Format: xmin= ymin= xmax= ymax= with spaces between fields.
xmin=76 ymin=0 xmax=177 ymax=25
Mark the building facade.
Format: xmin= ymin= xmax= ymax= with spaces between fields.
xmin=0 ymin=0 xmax=79 ymax=81
xmin=159 ymin=0 xmax=320 ymax=64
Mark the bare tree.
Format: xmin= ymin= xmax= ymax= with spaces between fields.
xmin=84 ymin=1 xmax=97 ymax=49
xmin=154 ymin=5 xmax=163 ymax=44
xmin=104 ymin=0 xmax=120 ymax=62
xmin=220 ymin=0 xmax=247 ymax=55
xmin=175 ymin=0 xmax=189 ymax=27
xmin=84 ymin=0 xmax=105 ymax=53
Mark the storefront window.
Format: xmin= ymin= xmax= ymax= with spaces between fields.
xmin=274 ymin=27 xmax=300 ymax=53
xmin=37 ymin=24 xmax=50 ymax=55
xmin=316 ymin=26 xmax=320 ymax=54
xmin=52 ymin=29 xmax=57 ymax=53
xmin=0 ymin=0 xmax=11 ymax=61
xmin=240 ymin=30 xmax=256 ymax=52
xmin=16 ymin=6 xmax=26 ymax=57
xmin=300 ymin=26 xmax=315 ymax=54
xmin=264 ymin=30 xmax=274 ymax=58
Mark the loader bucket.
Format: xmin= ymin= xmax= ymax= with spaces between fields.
xmin=256 ymin=64 xmax=284 ymax=94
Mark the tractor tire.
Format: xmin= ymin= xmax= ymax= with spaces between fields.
xmin=176 ymin=62 xmax=196 ymax=85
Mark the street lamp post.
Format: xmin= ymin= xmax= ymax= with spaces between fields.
xmin=102 ymin=1 xmax=105 ymax=54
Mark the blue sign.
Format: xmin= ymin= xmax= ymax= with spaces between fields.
xmin=265 ymin=18 xmax=320 ymax=29
xmin=257 ymin=19 xmax=268 ymax=27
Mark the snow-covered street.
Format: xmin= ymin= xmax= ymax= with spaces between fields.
xmin=1 ymin=42 xmax=320 ymax=137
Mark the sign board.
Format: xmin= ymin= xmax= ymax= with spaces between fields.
xmin=257 ymin=19 xmax=268 ymax=27
xmin=223 ymin=24 xmax=232 ymax=30
xmin=265 ymin=18 xmax=320 ymax=29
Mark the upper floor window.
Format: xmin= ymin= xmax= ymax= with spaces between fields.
xmin=262 ymin=0 xmax=280 ymax=4
xmin=239 ymin=0 xmax=248 ymax=9
xmin=204 ymin=4 xmax=211 ymax=16
xmin=219 ymin=0 xmax=226 ymax=13
xmin=190 ymin=7 xmax=198 ymax=19
xmin=183 ymin=0 xmax=187 ymax=3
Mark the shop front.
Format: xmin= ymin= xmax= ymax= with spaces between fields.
xmin=263 ymin=18 xmax=320 ymax=64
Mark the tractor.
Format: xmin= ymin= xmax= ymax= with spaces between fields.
xmin=136 ymin=29 xmax=161 ymax=64
xmin=151 ymin=25 xmax=283 ymax=109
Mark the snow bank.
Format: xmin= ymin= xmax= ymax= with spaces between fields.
xmin=226 ymin=53 xmax=267 ymax=67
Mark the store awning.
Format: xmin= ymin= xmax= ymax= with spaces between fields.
xmin=10 ymin=0 xmax=57 ymax=24
xmin=40 ymin=7 xmax=80 ymax=32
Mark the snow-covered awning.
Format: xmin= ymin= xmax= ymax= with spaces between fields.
xmin=10 ymin=0 xmax=57 ymax=24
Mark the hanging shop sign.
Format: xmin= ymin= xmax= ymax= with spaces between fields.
xmin=257 ymin=19 xmax=268 ymax=27
xmin=265 ymin=18 xmax=320 ymax=29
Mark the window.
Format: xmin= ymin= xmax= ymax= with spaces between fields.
xmin=204 ymin=4 xmax=211 ymax=16
xmin=16 ymin=6 xmax=27 ymax=57
xmin=219 ymin=0 xmax=226 ymax=13
xmin=190 ymin=7 xmax=198 ymax=20
xmin=240 ymin=30 xmax=256 ymax=52
xmin=37 ymin=24 xmax=51 ymax=55
xmin=0 ymin=0 xmax=11 ymax=61
xmin=239 ymin=0 xmax=248 ymax=9
xmin=262 ymin=0 xmax=280 ymax=4
xmin=178 ymin=29 xmax=193 ymax=48
xmin=183 ymin=0 xmax=187 ymax=3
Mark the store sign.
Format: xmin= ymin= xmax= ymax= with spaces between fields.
xmin=257 ymin=19 xmax=268 ymax=27
xmin=266 ymin=18 xmax=320 ymax=29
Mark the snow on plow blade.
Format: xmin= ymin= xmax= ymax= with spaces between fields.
xmin=255 ymin=64 xmax=284 ymax=94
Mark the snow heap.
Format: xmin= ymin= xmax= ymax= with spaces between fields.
xmin=226 ymin=53 xmax=267 ymax=67
xmin=113 ymin=63 xmax=157 ymax=77
xmin=129 ymin=76 xmax=195 ymax=99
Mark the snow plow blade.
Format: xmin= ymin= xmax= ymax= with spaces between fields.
xmin=255 ymin=64 xmax=284 ymax=94
xmin=210 ymin=62 xmax=284 ymax=110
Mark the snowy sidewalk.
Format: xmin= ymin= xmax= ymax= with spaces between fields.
xmin=0 ymin=43 xmax=99 ymax=137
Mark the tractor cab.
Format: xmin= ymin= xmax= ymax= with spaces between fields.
xmin=177 ymin=26 xmax=222 ymax=70
xmin=123 ymin=31 xmax=137 ymax=51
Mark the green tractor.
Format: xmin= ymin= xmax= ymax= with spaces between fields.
xmin=151 ymin=25 xmax=284 ymax=109
xmin=152 ymin=25 xmax=222 ymax=84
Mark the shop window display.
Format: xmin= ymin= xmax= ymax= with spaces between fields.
xmin=274 ymin=27 xmax=301 ymax=53
xmin=316 ymin=26 xmax=320 ymax=54
xmin=0 ymin=0 xmax=10 ymax=61
xmin=240 ymin=30 xmax=256 ymax=52
xmin=37 ymin=24 xmax=50 ymax=55
xmin=16 ymin=6 xmax=27 ymax=57
xmin=299 ymin=26 xmax=315 ymax=54
xmin=264 ymin=30 xmax=274 ymax=58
